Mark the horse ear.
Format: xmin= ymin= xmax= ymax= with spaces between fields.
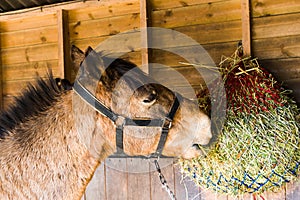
xmin=84 ymin=46 xmax=94 ymax=57
xmin=71 ymin=45 xmax=85 ymax=74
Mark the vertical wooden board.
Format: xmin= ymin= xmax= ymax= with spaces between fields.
xmin=286 ymin=181 xmax=300 ymax=200
xmin=140 ymin=0 xmax=149 ymax=73
xmin=263 ymin=187 xmax=286 ymax=200
xmin=84 ymin=164 xmax=106 ymax=200
xmin=0 ymin=23 xmax=3 ymax=109
xmin=174 ymin=165 xmax=201 ymax=200
xmin=150 ymin=158 xmax=175 ymax=200
xmin=233 ymin=193 xmax=253 ymax=200
xmin=201 ymin=189 xmax=228 ymax=200
xmin=241 ymin=0 xmax=251 ymax=56
xmin=105 ymin=158 xmax=128 ymax=199
xmin=57 ymin=9 xmax=72 ymax=81
xmin=127 ymin=158 xmax=151 ymax=200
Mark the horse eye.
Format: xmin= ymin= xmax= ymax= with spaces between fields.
xmin=143 ymin=90 xmax=157 ymax=104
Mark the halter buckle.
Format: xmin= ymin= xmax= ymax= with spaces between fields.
xmin=115 ymin=115 xmax=126 ymax=127
xmin=163 ymin=118 xmax=172 ymax=130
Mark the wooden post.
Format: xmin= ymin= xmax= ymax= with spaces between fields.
xmin=241 ymin=0 xmax=252 ymax=56
xmin=0 ymin=23 xmax=3 ymax=109
xmin=57 ymin=9 xmax=72 ymax=81
xmin=140 ymin=0 xmax=149 ymax=73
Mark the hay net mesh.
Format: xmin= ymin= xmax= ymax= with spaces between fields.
xmin=179 ymin=48 xmax=300 ymax=196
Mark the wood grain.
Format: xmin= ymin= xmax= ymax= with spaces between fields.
xmin=252 ymin=13 xmax=300 ymax=39
xmin=69 ymin=13 xmax=140 ymax=40
xmin=127 ymin=158 xmax=151 ymax=200
xmin=68 ymin=0 xmax=140 ymax=23
xmin=151 ymin=0 xmax=241 ymax=28
xmin=1 ymin=44 xmax=59 ymax=65
xmin=251 ymin=0 xmax=300 ymax=18
xmin=150 ymin=0 xmax=227 ymax=11
xmin=84 ymin=164 xmax=106 ymax=200
xmin=105 ymin=158 xmax=128 ymax=200
xmin=0 ymin=13 xmax=57 ymax=32
xmin=0 ymin=26 xmax=58 ymax=49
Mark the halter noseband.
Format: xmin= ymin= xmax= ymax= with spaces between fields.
xmin=73 ymin=80 xmax=182 ymax=158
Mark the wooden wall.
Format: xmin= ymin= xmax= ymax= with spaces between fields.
xmin=250 ymin=0 xmax=300 ymax=105
xmin=0 ymin=0 xmax=299 ymax=199
xmin=0 ymin=13 xmax=61 ymax=108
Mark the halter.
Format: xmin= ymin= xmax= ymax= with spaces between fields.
xmin=73 ymin=80 xmax=182 ymax=158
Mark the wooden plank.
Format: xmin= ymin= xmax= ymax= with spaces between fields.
xmin=0 ymin=13 xmax=58 ymax=32
xmin=1 ymin=44 xmax=59 ymax=65
xmin=174 ymin=165 xmax=201 ymax=200
xmin=70 ymin=32 xmax=141 ymax=53
xmin=201 ymin=189 xmax=228 ymax=200
xmin=252 ymin=13 xmax=300 ymax=40
xmin=150 ymin=158 xmax=175 ymax=200
xmin=151 ymin=64 xmax=206 ymax=89
xmin=0 ymin=25 xmax=3 ymax=109
xmin=151 ymin=41 xmax=239 ymax=67
xmin=2 ymin=68 xmax=62 ymax=96
xmin=174 ymin=20 xmax=242 ymax=45
xmin=251 ymin=0 xmax=300 ymax=18
xmin=252 ymin=36 xmax=300 ymax=60
xmin=150 ymin=0 xmax=228 ymax=11
xmin=0 ymin=26 xmax=58 ymax=49
xmin=2 ymin=96 xmax=15 ymax=109
xmin=127 ymin=158 xmax=151 ymax=200
xmin=57 ymin=9 xmax=72 ymax=81
xmin=0 ymin=0 xmax=134 ymax=21
xmin=241 ymin=0 xmax=251 ymax=56
xmin=69 ymin=13 xmax=140 ymax=40
xmin=286 ymin=180 xmax=300 ymax=200
xmin=140 ymin=0 xmax=149 ymax=73
xmin=263 ymin=186 xmax=286 ymax=200
xmin=105 ymin=158 xmax=128 ymax=200
xmin=68 ymin=0 xmax=140 ymax=23
xmin=147 ymin=26 xmax=241 ymax=54
xmin=259 ymin=58 xmax=300 ymax=81
xmin=151 ymin=0 xmax=241 ymax=28
xmin=2 ymin=60 xmax=59 ymax=82
xmin=285 ymin=78 xmax=300 ymax=105
xmin=84 ymin=164 xmax=106 ymax=200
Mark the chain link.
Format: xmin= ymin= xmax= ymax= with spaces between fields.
xmin=154 ymin=159 xmax=177 ymax=200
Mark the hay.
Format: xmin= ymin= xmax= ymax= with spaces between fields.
xmin=179 ymin=48 xmax=300 ymax=196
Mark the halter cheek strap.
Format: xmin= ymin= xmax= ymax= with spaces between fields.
xmin=73 ymin=80 xmax=181 ymax=158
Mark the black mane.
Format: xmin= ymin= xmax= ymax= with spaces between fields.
xmin=0 ymin=73 xmax=69 ymax=139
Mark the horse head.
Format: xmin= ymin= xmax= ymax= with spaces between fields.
xmin=72 ymin=46 xmax=212 ymax=159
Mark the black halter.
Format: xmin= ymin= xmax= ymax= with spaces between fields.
xmin=73 ymin=80 xmax=181 ymax=158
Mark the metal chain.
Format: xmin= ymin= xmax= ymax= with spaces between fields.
xmin=154 ymin=159 xmax=177 ymax=200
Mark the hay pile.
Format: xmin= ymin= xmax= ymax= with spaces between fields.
xmin=179 ymin=49 xmax=300 ymax=195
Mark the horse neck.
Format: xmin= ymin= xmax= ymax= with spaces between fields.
xmin=0 ymin=91 xmax=106 ymax=200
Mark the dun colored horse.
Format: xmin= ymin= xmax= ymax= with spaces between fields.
xmin=0 ymin=46 xmax=211 ymax=199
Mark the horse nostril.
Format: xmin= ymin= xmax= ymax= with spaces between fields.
xmin=192 ymin=144 xmax=201 ymax=150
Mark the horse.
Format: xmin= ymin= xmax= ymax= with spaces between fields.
xmin=0 ymin=45 xmax=212 ymax=199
